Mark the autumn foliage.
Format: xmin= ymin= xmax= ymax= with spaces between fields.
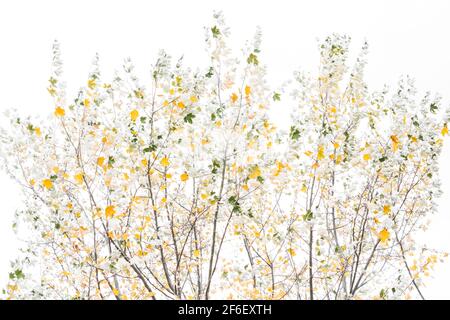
xmin=0 ymin=13 xmax=448 ymax=300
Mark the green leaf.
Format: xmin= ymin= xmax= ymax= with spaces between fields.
xmin=143 ymin=143 xmax=157 ymax=153
xmin=247 ymin=53 xmax=259 ymax=66
xmin=211 ymin=26 xmax=221 ymax=38
xmin=183 ymin=113 xmax=196 ymax=124
xmin=228 ymin=195 xmax=242 ymax=213
xmin=205 ymin=67 xmax=214 ymax=78
xmin=272 ymin=92 xmax=281 ymax=101
xmin=303 ymin=210 xmax=313 ymax=222
xmin=289 ymin=126 xmax=300 ymax=140
xmin=134 ymin=89 xmax=144 ymax=99
xmin=10 ymin=269 xmax=25 ymax=280
xmin=430 ymin=102 xmax=438 ymax=114
xmin=210 ymin=159 xmax=221 ymax=174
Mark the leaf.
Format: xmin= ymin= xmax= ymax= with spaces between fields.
xmin=134 ymin=89 xmax=144 ymax=99
xmin=430 ymin=102 xmax=438 ymax=114
xmin=378 ymin=228 xmax=390 ymax=242
xmin=247 ymin=53 xmax=259 ymax=66
xmin=205 ymin=67 xmax=214 ymax=78
xmin=289 ymin=126 xmax=300 ymax=140
xmin=183 ymin=113 xmax=196 ymax=124
xmin=12 ymin=269 xmax=25 ymax=280
xmin=143 ymin=143 xmax=157 ymax=153
xmin=211 ymin=26 xmax=221 ymax=38
xmin=272 ymin=92 xmax=281 ymax=101
xmin=228 ymin=196 xmax=242 ymax=213
xmin=210 ymin=159 xmax=221 ymax=174
xmin=303 ymin=210 xmax=313 ymax=222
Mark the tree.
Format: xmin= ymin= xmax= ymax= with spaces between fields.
xmin=0 ymin=13 xmax=448 ymax=300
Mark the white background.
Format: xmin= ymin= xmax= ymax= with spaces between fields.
xmin=0 ymin=0 xmax=449 ymax=299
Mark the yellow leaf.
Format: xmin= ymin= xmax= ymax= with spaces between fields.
xmin=193 ymin=249 xmax=200 ymax=258
xmin=390 ymin=135 xmax=399 ymax=152
xmin=177 ymin=101 xmax=185 ymax=109
xmin=42 ymin=179 xmax=53 ymax=190
xmin=363 ymin=153 xmax=371 ymax=161
xmin=74 ymin=173 xmax=84 ymax=184
xmin=249 ymin=166 xmax=261 ymax=179
xmin=83 ymin=98 xmax=90 ymax=107
xmin=137 ymin=250 xmax=148 ymax=257
xmin=245 ymin=85 xmax=251 ymax=96
xmin=34 ymin=127 xmax=41 ymax=136
xmin=130 ymin=109 xmax=139 ymax=122
xmin=97 ymin=157 xmax=105 ymax=166
xmin=317 ymin=145 xmax=325 ymax=160
xmin=88 ymin=79 xmax=96 ymax=90
xmin=54 ymin=107 xmax=65 ymax=117
xmin=378 ymin=228 xmax=390 ymax=243
xmin=287 ymin=248 xmax=296 ymax=257
xmin=383 ymin=205 xmax=391 ymax=215
xmin=441 ymin=124 xmax=448 ymax=136
xmin=180 ymin=172 xmax=189 ymax=182
xmin=105 ymin=205 xmax=116 ymax=219
xmin=231 ymin=93 xmax=238 ymax=103
xmin=160 ymin=156 xmax=170 ymax=167
xmin=189 ymin=96 xmax=198 ymax=103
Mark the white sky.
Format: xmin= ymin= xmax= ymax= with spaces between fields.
xmin=0 ymin=0 xmax=449 ymax=299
